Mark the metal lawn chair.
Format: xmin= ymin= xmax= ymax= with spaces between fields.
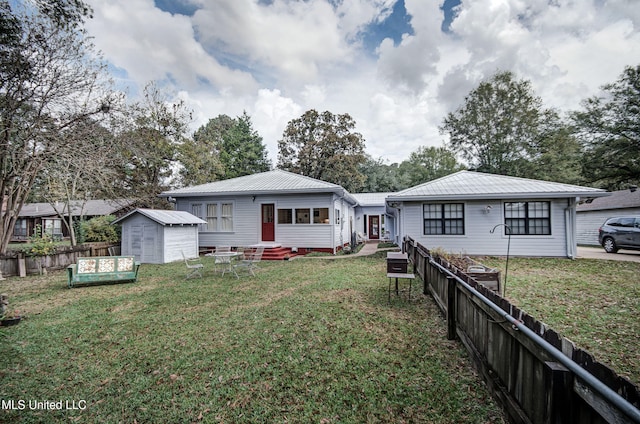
xmin=182 ymin=251 xmax=204 ymax=279
xmin=234 ymin=246 xmax=264 ymax=276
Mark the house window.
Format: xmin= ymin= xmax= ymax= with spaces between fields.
xmin=191 ymin=204 xmax=204 ymax=230
xmin=43 ymin=219 xmax=62 ymax=237
xmin=295 ymin=208 xmax=310 ymax=224
xmin=423 ymin=203 xmax=464 ymax=235
xmin=335 ymin=209 xmax=340 ymax=225
xmin=13 ymin=219 xmax=27 ymax=239
xmin=277 ymin=209 xmax=293 ymax=224
xmin=278 ymin=208 xmax=331 ymax=224
xmin=504 ymin=201 xmax=550 ymax=235
xmin=205 ymin=202 xmax=234 ymax=231
xmin=313 ymin=208 xmax=330 ymax=224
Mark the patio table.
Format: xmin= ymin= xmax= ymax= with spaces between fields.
xmin=205 ymin=251 xmax=242 ymax=278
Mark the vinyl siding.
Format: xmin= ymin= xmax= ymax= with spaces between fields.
xmin=119 ymin=214 xmax=199 ymax=263
xmin=177 ymin=193 xmax=353 ymax=250
xmin=402 ymin=198 xmax=572 ymax=257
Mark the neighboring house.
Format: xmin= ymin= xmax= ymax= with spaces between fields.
xmin=113 ymin=209 xmax=206 ymax=264
xmin=351 ymin=193 xmax=394 ymax=242
xmin=576 ymin=186 xmax=640 ymax=246
xmin=13 ymin=199 xmax=136 ymax=242
xmin=159 ymin=170 xmax=358 ymax=255
xmin=386 ymin=171 xmax=609 ymax=258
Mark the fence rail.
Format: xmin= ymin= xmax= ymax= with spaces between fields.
xmin=403 ymin=236 xmax=640 ymax=424
xmin=0 ymin=243 xmax=119 ymax=277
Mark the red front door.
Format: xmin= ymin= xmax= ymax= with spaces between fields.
xmin=369 ymin=215 xmax=380 ymax=239
xmin=262 ymin=204 xmax=275 ymax=242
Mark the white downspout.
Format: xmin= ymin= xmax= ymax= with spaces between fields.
xmin=565 ymin=198 xmax=578 ymax=259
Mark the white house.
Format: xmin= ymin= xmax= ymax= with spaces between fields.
xmin=351 ymin=193 xmax=395 ymax=242
xmin=113 ymin=209 xmax=206 ymax=264
xmin=159 ymin=170 xmax=358 ymax=255
xmin=576 ymin=187 xmax=640 ymax=246
xmin=386 ymin=171 xmax=609 ymax=258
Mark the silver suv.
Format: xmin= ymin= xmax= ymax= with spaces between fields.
xmin=598 ymin=216 xmax=640 ymax=253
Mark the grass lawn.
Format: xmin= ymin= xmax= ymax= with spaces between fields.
xmin=0 ymin=253 xmax=505 ymax=423
xmin=481 ymin=256 xmax=640 ymax=387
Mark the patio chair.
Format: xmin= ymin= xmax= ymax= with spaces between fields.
xmin=234 ymin=246 xmax=264 ymax=277
xmin=182 ymin=251 xmax=204 ymax=279
xmin=211 ymin=246 xmax=231 ymax=273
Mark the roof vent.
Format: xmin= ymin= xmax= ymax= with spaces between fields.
xmin=631 ymin=185 xmax=638 ymax=193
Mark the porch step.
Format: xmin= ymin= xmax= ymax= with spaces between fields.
xmin=261 ymin=246 xmax=304 ymax=261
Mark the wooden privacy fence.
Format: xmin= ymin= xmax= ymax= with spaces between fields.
xmin=0 ymin=243 xmax=119 ymax=277
xmin=403 ymin=237 xmax=640 ymax=424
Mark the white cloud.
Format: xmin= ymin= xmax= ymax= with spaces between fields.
xmin=86 ymin=0 xmax=640 ymax=166
xmin=86 ymin=0 xmax=257 ymax=93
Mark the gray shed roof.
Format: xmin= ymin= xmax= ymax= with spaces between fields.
xmin=577 ymin=187 xmax=640 ymax=212
xmin=113 ymin=209 xmax=206 ymax=226
xmin=387 ymin=171 xmax=609 ymax=201
xmin=161 ymin=169 xmax=357 ymax=204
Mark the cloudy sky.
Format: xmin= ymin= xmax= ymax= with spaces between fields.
xmin=84 ymin=0 xmax=640 ymax=164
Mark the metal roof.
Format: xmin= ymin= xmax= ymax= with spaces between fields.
xmin=351 ymin=193 xmax=393 ymax=206
xmin=112 ymin=209 xmax=206 ymax=226
xmin=18 ymin=199 xmax=135 ymax=218
xmin=160 ymin=169 xmax=357 ymax=204
xmin=387 ymin=171 xmax=609 ymax=201
xmin=577 ymin=187 xmax=640 ymax=211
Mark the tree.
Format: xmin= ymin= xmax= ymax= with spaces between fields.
xmin=179 ymin=111 xmax=271 ymax=186
xmin=178 ymin=115 xmax=230 ymax=186
xmin=572 ymin=65 xmax=640 ymax=189
xmin=38 ymin=118 xmax=120 ymax=246
xmin=113 ymin=83 xmax=192 ymax=208
xmin=398 ymin=146 xmax=465 ymax=187
xmin=220 ymin=111 xmax=271 ymax=179
xmin=0 ymin=0 xmax=111 ymax=254
xmin=440 ymin=71 xmax=562 ymax=178
xmin=277 ymin=109 xmax=367 ymax=192
xmin=358 ymin=156 xmax=406 ymax=193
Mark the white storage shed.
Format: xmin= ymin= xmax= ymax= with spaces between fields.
xmin=113 ymin=209 xmax=206 ymax=264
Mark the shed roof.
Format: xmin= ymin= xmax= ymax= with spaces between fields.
xmin=387 ymin=171 xmax=609 ymax=201
xmin=113 ymin=209 xmax=206 ymax=226
xmin=160 ymin=169 xmax=357 ymax=204
xmin=577 ymin=187 xmax=640 ymax=212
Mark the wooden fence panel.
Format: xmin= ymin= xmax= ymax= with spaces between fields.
xmin=403 ymin=236 xmax=640 ymax=424
xmin=0 ymin=243 xmax=119 ymax=277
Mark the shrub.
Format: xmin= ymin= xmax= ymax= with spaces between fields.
xmin=80 ymin=215 xmax=120 ymax=243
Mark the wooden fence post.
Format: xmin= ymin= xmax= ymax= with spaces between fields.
xmin=544 ymin=361 xmax=573 ymax=424
xmin=447 ymin=276 xmax=457 ymax=340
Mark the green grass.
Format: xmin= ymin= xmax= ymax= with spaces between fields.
xmin=481 ymin=257 xmax=640 ymax=386
xmin=0 ymin=254 xmax=504 ymax=423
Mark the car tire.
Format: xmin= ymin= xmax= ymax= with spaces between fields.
xmin=602 ymin=237 xmax=618 ymax=253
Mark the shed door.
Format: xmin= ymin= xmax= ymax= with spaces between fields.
xmin=262 ymin=204 xmax=275 ymax=242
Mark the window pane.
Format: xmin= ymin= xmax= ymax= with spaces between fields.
xmin=296 ymin=208 xmax=310 ymax=224
xmin=207 ymin=204 xmax=217 ymax=231
xmin=314 ymin=208 xmax=329 ymax=224
xmin=221 ymin=203 xmax=233 ymax=231
xmin=278 ymin=209 xmax=292 ymax=224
